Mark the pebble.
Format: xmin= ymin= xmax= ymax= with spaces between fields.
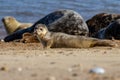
xmin=17 ymin=67 xmax=22 ymax=72
xmin=47 ymin=76 xmax=56 ymax=80
xmin=0 ymin=66 xmax=7 ymax=71
xmin=72 ymin=73 xmax=78 ymax=77
xmin=0 ymin=39 xmax=4 ymax=42
xmin=89 ymin=67 xmax=105 ymax=74
xmin=50 ymin=62 xmax=56 ymax=64
xmin=68 ymin=68 xmax=73 ymax=72
xmin=31 ymin=73 xmax=37 ymax=77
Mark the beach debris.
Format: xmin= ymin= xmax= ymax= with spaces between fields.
xmin=103 ymin=51 xmax=107 ymax=54
xmin=0 ymin=39 xmax=4 ymax=42
xmin=72 ymin=73 xmax=78 ymax=77
xmin=89 ymin=67 xmax=105 ymax=74
xmin=50 ymin=62 xmax=56 ymax=64
xmin=17 ymin=67 xmax=22 ymax=72
xmin=0 ymin=66 xmax=7 ymax=71
xmin=31 ymin=73 xmax=38 ymax=77
xmin=68 ymin=67 xmax=73 ymax=72
xmin=47 ymin=76 xmax=56 ymax=80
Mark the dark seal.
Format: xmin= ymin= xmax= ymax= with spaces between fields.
xmin=4 ymin=9 xmax=89 ymax=42
xmin=86 ymin=13 xmax=120 ymax=37
xmin=94 ymin=19 xmax=120 ymax=40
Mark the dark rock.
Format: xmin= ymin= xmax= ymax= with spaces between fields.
xmin=95 ymin=19 xmax=120 ymax=39
xmin=4 ymin=9 xmax=88 ymax=42
xmin=86 ymin=13 xmax=120 ymax=37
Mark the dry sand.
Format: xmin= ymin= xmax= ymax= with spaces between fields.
xmin=0 ymin=42 xmax=120 ymax=80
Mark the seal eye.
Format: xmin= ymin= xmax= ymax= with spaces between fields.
xmin=8 ymin=17 xmax=11 ymax=20
xmin=40 ymin=28 xmax=43 ymax=31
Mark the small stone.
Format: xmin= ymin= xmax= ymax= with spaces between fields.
xmin=0 ymin=39 xmax=4 ymax=42
xmin=68 ymin=68 xmax=73 ymax=72
xmin=89 ymin=67 xmax=105 ymax=74
xmin=50 ymin=62 xmax=56 ymax=64
xmin=47 ymin=76 xmax=56 ymax=80
xmin=0 ymin=66 xmax=7 ymax=71
xmin=103 ymin=51 xmax=107 ymax=54
xmin=72 ymin=73 xmax=78 ymax=77
xmin=31 ymin=73 xmax=37 ymax=77
xmin=17 ymin=67 xmax=22 ymax=72
xmin=63 ymin=78 xmax=71 ymax=80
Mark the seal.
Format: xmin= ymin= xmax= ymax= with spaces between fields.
xmin=4 ymin=9 xmax=89 ymax=42
xmin=2 ymin=16 xmax=33 ymax=34
xmin=94 ymin=19 xmax=120 ymax=40
xmin=33 ymin=24 xmax=116 ymax=48
xmin=86 ymin=13 xmax=120 ymax=37
xmin=20 ymin=32 xmax=39 ymax=43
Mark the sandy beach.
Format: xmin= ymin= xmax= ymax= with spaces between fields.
xmin=0 ymin=0 xmax=120 ymax=80
xmin=0 ymin=42 xmax=119 ymax=80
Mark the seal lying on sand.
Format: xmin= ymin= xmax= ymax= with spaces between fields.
xmin=86 ymin=13 xmax=120 ymax=37
xmin=20 ymin=32 xmax=39 ymax=43
xmin=4 ymin=9 xmax=89 ymax=42
xmin=33 ymin=24 xmax=116 ymax=48
xmin=94 ymin=19 xmax=120 ymax=40
xmin=2 ymin=16 xmax=33 ymax=34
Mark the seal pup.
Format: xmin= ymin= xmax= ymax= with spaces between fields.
xmin=2 ymin=16 xmax=33 ymax=34
xmin=4 ymin=9 xmax=88 ymax=42
xmin=20 ymin=32 xmax=39 ymax=43
xmin=34 ymin=24 xmax=116 ymax=48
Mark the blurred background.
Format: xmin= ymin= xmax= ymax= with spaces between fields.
xmin=0 ymin=0 xmax=120 ymax=38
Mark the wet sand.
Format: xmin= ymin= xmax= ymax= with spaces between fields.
xmin=0 ymin=42 xmax=120 ymax=80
